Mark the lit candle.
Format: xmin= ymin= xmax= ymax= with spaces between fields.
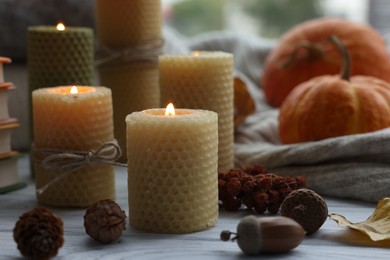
xmin=32 ymin=86 xmax=115 ymax=207
xmin=28 ymin=21 xmax=94 ymax=92
xmin=126 ymin=104 xmax=218 ymax=233
xmin=160 ymin=51 xmax=234 ymax=171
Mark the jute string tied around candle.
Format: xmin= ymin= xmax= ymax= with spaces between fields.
xmin=32 ymin=140 xmax=127 ymax=196
xmin=96 ymin=39 xmax=164 ymax=69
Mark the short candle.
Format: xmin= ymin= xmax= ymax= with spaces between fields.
xmin=126 ymin=104 xmax=218 ymax=233
xmin=32 ymin=86 xmax=115 ymax=207
xmin=160 ymin=51 xmax=234 ymax=171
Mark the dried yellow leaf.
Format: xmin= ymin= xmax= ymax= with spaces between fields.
xmin=234 ymin=77 xmax=256 ymax=127
xmin=330 ymin=197 xmax=390 ymax=241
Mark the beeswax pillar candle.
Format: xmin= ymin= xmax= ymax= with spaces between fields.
xmin=126 ymin=106 xmax=218 ymax=233
xmin=95 ymin=0 xmax=163 ymax=162
xmin=28 ymin=24 xmax=94 ymax=91
xmin=32 ymin=86 xmax=115 ymax=207
xmin=99 ymin=63 xmax=160 ymax=163
xmin=160 ymin=52 xmax=234 ymax=171
xmin=95 ymin=0 xmax=162 ymax=48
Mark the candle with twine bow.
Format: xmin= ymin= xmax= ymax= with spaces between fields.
xmin=95 ymin=0 xmax=163 ymax=163
xmin=32 ymin=86 xmax=118 ymax=207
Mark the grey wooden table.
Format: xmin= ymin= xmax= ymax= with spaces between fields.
xmin=1 ymin=154 xmax=389 ymax=259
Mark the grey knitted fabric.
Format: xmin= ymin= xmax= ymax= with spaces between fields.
xmin=188 ymin=31 xmax=390 ymax=202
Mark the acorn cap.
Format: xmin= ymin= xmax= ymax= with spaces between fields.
xmin=280 ymin=188 xmax=328 ymax=234
xmin=236 ymin=215 xmax=262 ymax=255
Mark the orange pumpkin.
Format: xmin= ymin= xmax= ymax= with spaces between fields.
xmin=262 ymin=18 xmax=390 ymax=107
xmin=279 ymin=36 xmax=390 ymax=144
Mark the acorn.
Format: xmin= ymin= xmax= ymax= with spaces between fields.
xmin=221 ymin=215 xmax=305 ymax=255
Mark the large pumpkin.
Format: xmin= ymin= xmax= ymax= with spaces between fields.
xmin=262 ymin=18 xmax=390 ymax=107
xmin=279 ymin=36 xmax=390 ymax=144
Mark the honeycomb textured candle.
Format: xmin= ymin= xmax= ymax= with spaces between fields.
xmin=126 ymin=109 xmax=218 ymax=233
xmin=95 ymin=0 xmax=162 ymax=48
xmin=28 ymin=26 xmax=94 ymax=91
xmin=99 ymin=63 xmax=160 ymax=162
xmin=95 ymin=0 xmax=162 ymax=162
xmin=160 ymin=52 xmax=234 ymax=171
xmin=32 ymin=86 xmax=115 ymax=207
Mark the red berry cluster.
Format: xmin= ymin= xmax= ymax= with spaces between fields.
xmin=218 ymin=164 xmax=306 ymax=214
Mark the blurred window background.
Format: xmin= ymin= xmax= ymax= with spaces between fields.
xmin=162 ymin=0 xmax=389 ymax=38
xmin=1 ymin=0 xmax=389 ymax=61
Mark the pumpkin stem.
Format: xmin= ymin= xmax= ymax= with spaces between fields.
xmin=280 ymin=41 xmax=324 ymax=69
xmin=328 ymin=35 xmax=351 ymax=81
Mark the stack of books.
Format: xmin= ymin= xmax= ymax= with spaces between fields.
xmin=0 ymin=57 xmax=25 ymax=193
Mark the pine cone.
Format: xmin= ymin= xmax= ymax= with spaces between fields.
xmin=13 ymin=208 xmax=64 ymax=260
xmin=84 ymin=199 xmax=127 ymax=243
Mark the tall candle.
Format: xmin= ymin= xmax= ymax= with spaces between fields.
xmin=95 ymin=0 xmax=162 ymax=162
xmin=28 ymin=23 xmax=94 ymax=92
xmin=95 ymin=0 xmax=162 ymax=48
xmin=126 ymin=105 xmax=218 ymax=233
xmin=160 ymin=51 xmax=234 ymax=171
xmin=32 ymin=86 xmax=115 ymax=207
xmin=99 ymin=64 xmax=160 ymax=162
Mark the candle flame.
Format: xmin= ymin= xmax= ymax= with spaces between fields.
xmin=56 ymin=22 xmax=66 ymax=31
xmin=70 ymin=86 xmax=78 ymax=94
xmin=165 ymin=103 xmax=175 ymax=116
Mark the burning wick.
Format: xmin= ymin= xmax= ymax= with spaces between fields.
xmin=56 ymin=22 xmax=66 ymax=31
xmin=165 ymin=103 xmax=175 ymax=116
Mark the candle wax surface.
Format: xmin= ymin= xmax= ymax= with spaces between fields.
xmin=160 ymin=51 xmax=234 ymax=171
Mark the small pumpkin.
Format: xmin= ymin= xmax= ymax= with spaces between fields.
xmin=279 ymin=35 xmax=390 ymax=144
xmin=262 ymin=18 xmax=390 ymax=107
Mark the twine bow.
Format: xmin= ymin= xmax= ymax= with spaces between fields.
xmin=32 ymin=141 xmax=127 ymax=195
xmin=96 ymin=39 xmax=164 ymax=68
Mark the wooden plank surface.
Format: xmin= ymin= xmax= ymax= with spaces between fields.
xmin=1 ymin=154 xmax=390 ymax=259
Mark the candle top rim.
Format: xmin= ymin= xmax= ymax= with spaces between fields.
xmin=144 ymin=108 xmax=192 ymax=116
xmin=32 ymin=86 xmax=110 ymax=97
xmin=160 ymin=51 xmax=233 ymax=59
xmin=126 ymin=108 xmax=217 ymax=122
xmin=28 ymin=26 xmax=93 ymax=33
